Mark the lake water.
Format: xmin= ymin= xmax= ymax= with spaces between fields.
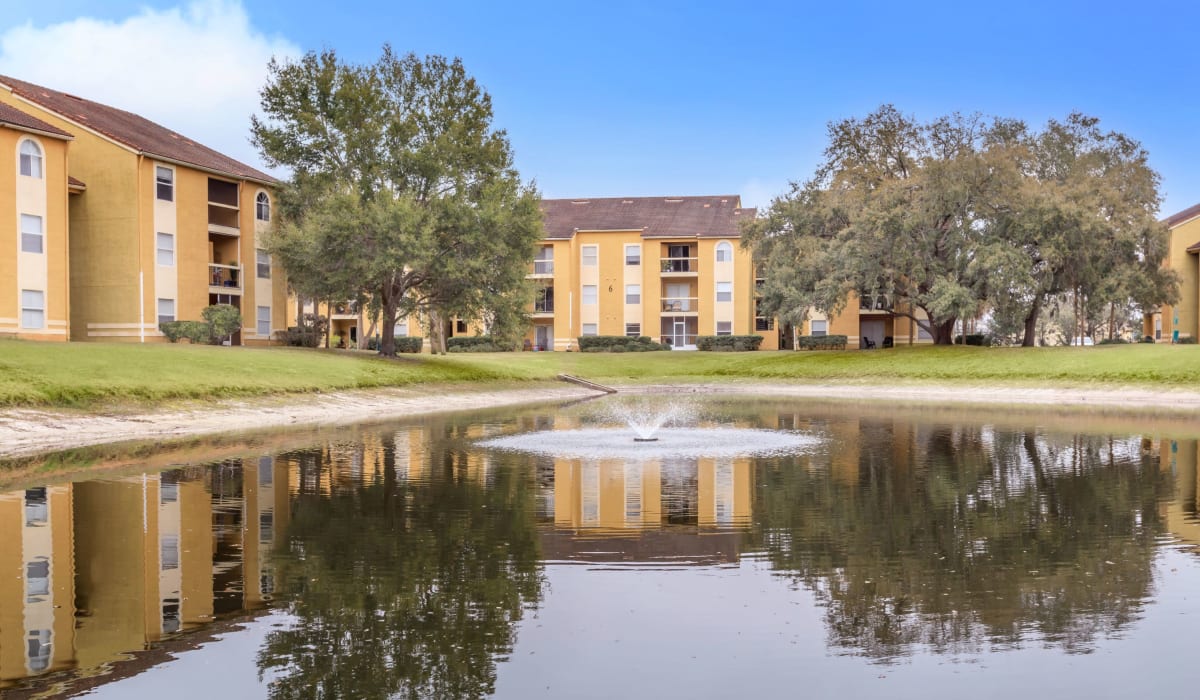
xmin=1 ymin=395 xmax=1199 ymax=699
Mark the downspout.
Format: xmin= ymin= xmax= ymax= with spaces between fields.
xmin=137 ymin=154 xmax=145 ymax=343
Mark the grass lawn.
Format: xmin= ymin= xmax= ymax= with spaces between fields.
xmin=1 ymin=339 xmax=1198 ymax=408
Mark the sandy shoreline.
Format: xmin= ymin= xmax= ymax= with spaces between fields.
xmin=2 ymin=380 xmax=1200 ymax=460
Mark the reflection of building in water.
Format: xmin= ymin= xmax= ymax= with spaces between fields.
xmin=0 ymin=485 xmax=74 ymax=682
xmin=1160 ymin=439 xmax=1200 ymax=550
xmin=0 ymin=456 xmax=290 ymax=690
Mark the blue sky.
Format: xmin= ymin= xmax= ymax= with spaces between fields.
xmin=3 ymin=1 xmax=1199 ymax=214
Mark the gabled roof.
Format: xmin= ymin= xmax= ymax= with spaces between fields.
xmin=539 ymin=195 xmax=756 ymax=240
xmin=0 ymin=101 xmax=71 ymax=139
xmin=0 ymin=74 xmax=275 ymax=184
xmin=1163 ymin=202 xmax=1200 ymax=228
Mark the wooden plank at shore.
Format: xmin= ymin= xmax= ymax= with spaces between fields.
xmin=557 ymin=374 xmax=618 ymax=394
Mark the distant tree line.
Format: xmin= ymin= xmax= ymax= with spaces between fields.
xmin=743 ymin=106 xmax=1179 ymax=345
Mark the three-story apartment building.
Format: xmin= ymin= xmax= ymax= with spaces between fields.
xmin=0 ymin=75 xmax=287 ymax=344
xmin=1146 ymin=203 xmax=1199 ymax=342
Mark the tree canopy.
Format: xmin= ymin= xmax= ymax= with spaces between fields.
xmin=252 ymin=47 xmax=542 ymax=356
xmin=743 ymin=106 xmax=1177 ymax=345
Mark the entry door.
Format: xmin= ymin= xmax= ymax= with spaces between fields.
xmin=535 ymin=325 xmax=551 ymax=351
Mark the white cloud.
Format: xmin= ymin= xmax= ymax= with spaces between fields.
xmin=0 ymin=0 xmax=300 ymax=173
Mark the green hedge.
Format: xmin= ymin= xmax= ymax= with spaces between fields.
xmin=1178 ymin=335 xmax=1198 ymax=345
xmin=954 ymin=334 xmax=989 ymax=346
xmin=1097 ymin=337 xmax=1129 ymax=345
xmin=797 ymin=334 xmax=848 ymax=350
xmin=576 ymin=335 xmax=667 ymax=352
xmin=160 ymin=320 xmax=212 ymax=344
xmin=696 ymin=335 xmax=764 ymax=351
xmin=447 ymin=336 xmax=515 ymax=352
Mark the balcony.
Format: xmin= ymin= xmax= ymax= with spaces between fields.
xmin=661 ymin=297 xmax=698 ymax=313
xmin=859 ymin=294 xmax=893 ymax=312
xmin=532 ymin=288 xmax=554 ymax=318
xmin=209 ymin=263 xmax=242 ymax=294
xmin=331 ymin=302 xmax=358 ymax=319
xmin=529 ymin=259 xmax=554 ymax=277
xmin=660 ymin=257 xmax=698 ymax=275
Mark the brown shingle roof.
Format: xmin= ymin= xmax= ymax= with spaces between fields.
xmin=540 ymin=195 xmax=756 ymax=240
xmin=0 ymin=100 xmax=71 ymax=138
xmin=68 ymin=175 xmax=86 ymax=189
xmin=0 ymin=74 xmax=275 ymax=183
xmin=1163 ymin=203 xmax=1200 ymax=228
xmin=1187 ymin=239 xmax=1200 ymax=254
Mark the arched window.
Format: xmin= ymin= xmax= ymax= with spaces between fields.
xmin=19 ymin=140 xmax=43 ymax=178
xmin=715 ymin=241 xmax=733 ymax=262
xmin=256 ymin=192 xmax=271 ymax=221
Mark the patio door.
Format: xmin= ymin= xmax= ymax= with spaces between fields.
xmin=672 ymin=319 xmax=687 ymax=347
xmin=535 ymin=325 xmax=551 ymax=351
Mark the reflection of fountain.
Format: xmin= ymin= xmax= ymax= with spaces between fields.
xmin=479 ymin=398 xmax=817 ymax=459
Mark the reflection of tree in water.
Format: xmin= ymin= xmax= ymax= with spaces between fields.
xmin=755 ymin=422 xmax=1170 ymax=660
xmin=257 ymin=440 xmax=544 ymax=699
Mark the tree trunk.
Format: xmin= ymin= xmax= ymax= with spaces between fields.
xmin=1021 ymin=295 xmax=1042 ymax=347
xmin=931 ymin=317 xmax=956 ymax=345
xmin=379 ymin=292 xmax=399 ymax=357
xmin=324 ymin=299 xmax=332 ymax=349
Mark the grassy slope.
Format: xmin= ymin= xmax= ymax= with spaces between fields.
xmin=1 ymin=339 xmax=1198 ymax=408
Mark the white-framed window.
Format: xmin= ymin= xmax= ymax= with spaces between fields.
xmin=257 ymin=305 xmax=271 ymax=336
xmin=256 ymin=248 xmax=271 ymax=279
xmin=20 ymin=214 xmax=43 ymax=254
xmin=918 ymin=324 xmax=932 ymax=340
xmin=716 ymin=281 xmax=732 ymax=302
xmin=20 ymin=290 xmax=44 ymax=329
xmin=716 ymin=241 xmax=733 ymax=262
xmin=582 ymin=284 xmax=598 ymax=305
xmin=625 ymin=284 xmax=640 ymax=304
xmin=155 ymin=166 xmax=174 ymax=201
xmin=156 ymin=232 xmax=175 ymax=266
xmin=581 ymin=323 xmax=598 ymax=336
xmin=811 ymin=320 xmax=828 ymax=337
xmin=717 ymin=321 xmax=733 ymax=336
xmin=625 ymin=244 xmax=641 ymax=266
xmin=161 ymin=535 xmax=180 ymax=570
xmin=1155 ymin=316 xmax=1162 ymax=340
xmin=19 ymin=140 xmax=43 ymax=178
xmin=534 ymin=245 xmax=554 ymax=275
xmin=395 ymin=321 xmax=409 ymax=337
xmin=625 ymin=323 xmax=641 ymax=337
xmin=157 ymin=298 xmax=175 ymax=325
xmin=255 ymin=192 xmax=271 ymax=221
xmin=582 ymin=245 xmax=598 ymax=267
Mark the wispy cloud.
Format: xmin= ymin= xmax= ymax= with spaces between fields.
xmin=0 ymin=0 xmax=300 ymax=172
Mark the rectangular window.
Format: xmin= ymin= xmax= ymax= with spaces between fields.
xmin=1155 ymin=317 xmax=1162 ymax=340
xmin=156 ymin=166 xmax=174 ymax=201
xmin=256 ymin=248 xmax=271 ymax=279
xmin=157 ymin=298 xmax=175 ymax=325
xmin=24 ymin=488 xmax=47 ymax=527
xmin=582 ymin=245 xmax=598 ymax=267
xmin=717 ymin=321 xmax=733 ymax=336
xmin=625 ymin=284 xmax=640 ymax=304
xmin=581 ymin=323 xmax=598 ymax=336
xmin=456 ymin=320 xmax=468 ymax=334
xmin=257 ymin=305 xmax=271 ymax=336
xmin=625 ymin=244 xmax=641 ymax=266
xmin=534 ymin=245 xmax=554 ymax=275
xmin=716 ymin=282 xmax=732 ymax=303
xmin=395 ymin=321 xmax=409 ymax=337
xmin=625 ymin=323 xmax=641 ymax=337
xmin=811 ymin=320 xmax=828 ymax=337
xmin=156 ymin=232 xmax=175 ymax=266
xmin=26 ymin=560 xmax=49 ymax=599
xmin=20 ymin=290 xmax=44 ymax=329
xmin=582 ymin=285 xmax=598 ymax=305
xmin=161 ymin=535 xmax=180 ymax=570
xmin=20 ymin=214 xmax=43 ymax=254
xmin=918 ymin=325 xmax=932 ymax=341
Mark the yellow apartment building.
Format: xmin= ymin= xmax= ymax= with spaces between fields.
xmin=0 ymin=75 xmax=288 ymax=345
xmin=1145 ymin=203 xmax=1199 ymax=342
xmin=0 ymin=102 xmax=75 ymax=341
xmin=529 ymin=195 xmax=774 ymax=350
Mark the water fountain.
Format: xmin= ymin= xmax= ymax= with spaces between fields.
xmin=479 ymin=396 xmax=818 ymax=459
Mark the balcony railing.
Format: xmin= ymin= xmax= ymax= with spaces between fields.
xmin=532 ymin=260 xmax=554 ymax=275
xmin=660 ymin=257 xmax=698 ymax=273
xmin=661 ymin=297 xmax=698 ymax=312
xmin=332 ymin=302 xmax=358 ymax=316
xmin=755 ymin=317 xmax=775 ymax=331
xmin=534 ymin=299 xmax=554 ymax=313
xmin=660 ymin=334 xmax=698 ymax=348
xmin=860 ymin=294 xmax=893 ymax=311
xmin=209 ymin=263 xmax=241 ymax=290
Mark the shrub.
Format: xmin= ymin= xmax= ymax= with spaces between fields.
xmin=394 ymin=336 xmax=423 ymax=353
xmin=954 ymin=334 xmax=989 ymax=346
xmin=1097 ymin=337 xmax=1129 ymax=345
xmin=277 ymin=327 xmax=323 ymax=347
xmin=447 ymin=336 xmax=515 ymax=352
xmin=796 ymin=334 xmax=848 ymax=350
xmin=696 ymin=335 xmax=764 ymax=351
xmin=202 ymin=304 xmax=242 ymax=343
xmin=1142 ymin=336 xmax=1156 ymax=343
xmin=576 ymin=335 xmax=666 ymax=352
xmin=1178 ymin=335 xmax=1198 ymax=345
xmin=160 ymin=320 xmax=212 ymax=344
